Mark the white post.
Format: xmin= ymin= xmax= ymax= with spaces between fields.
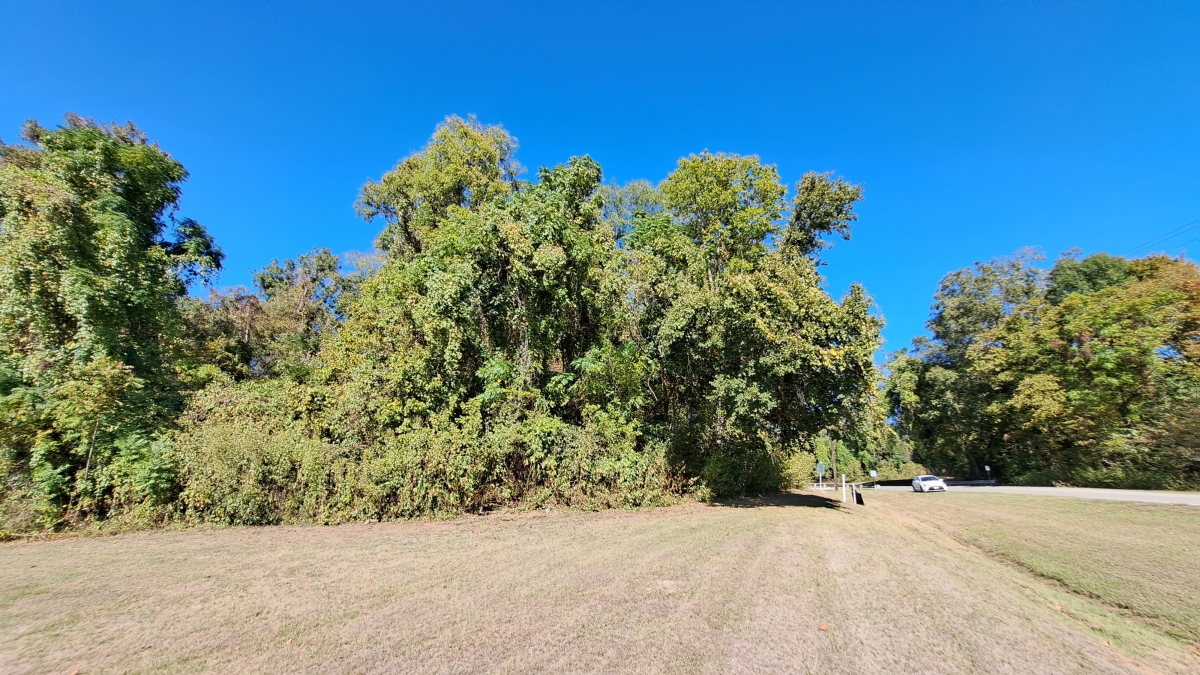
xmin=841 ymin=474 xmax=847 ymax=503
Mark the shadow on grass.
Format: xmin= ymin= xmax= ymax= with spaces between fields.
xmin=713 ymin=491 xmax=842 ymax=509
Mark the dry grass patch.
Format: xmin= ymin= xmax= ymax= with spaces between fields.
xmin=1 ymin=492 xmax=1198 ymax=673
xmin=870 ymin=490 xmax=1200 ymax=645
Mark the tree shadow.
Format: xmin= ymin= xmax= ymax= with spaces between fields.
xmin=712 ymin=491 xmax=842 ymax=509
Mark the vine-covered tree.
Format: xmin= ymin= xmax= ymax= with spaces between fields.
xmin=629 ymin=153 xmax=880 ymax=494
xmin=2 ymin=113 xmax=888 ymax=529
xmin=0 ymin=115 xmax=221 ymax=523
xmin=307 ymin=119 xmax=883 ymax=509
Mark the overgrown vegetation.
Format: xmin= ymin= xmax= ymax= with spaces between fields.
xmin=0 ymin=115 xmax=221 ymax=529
xmin=2 ymin=114 xmax=892 ymax=531
xmin=4 ymin=113 xmax=1195 ymax=533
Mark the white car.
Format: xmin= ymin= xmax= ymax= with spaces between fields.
xmin=912 ymin=475 xmax=947 ymax=492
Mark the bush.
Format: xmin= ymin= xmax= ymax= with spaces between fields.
xmin=872 ymin=460 xmax=927 ymax=481
xmin=169 ymin=380 xmax=677 ymax=524
xmin=360 ymin=413 xmax=495 ymax=519
xmin=175 ymin=421 xmax=361 ymax=525
xmin=1007 ymin=429 xmax=1200 ymax=491
xmin=171 ymin=379 xmax=361 ymax=524
xmin=696 ymin=447 xmax=781 ymax=499
xmin=108 ymin=434 xmax=178 ymax=508
xmin=780 ymin=451 xmax=817 ymax=489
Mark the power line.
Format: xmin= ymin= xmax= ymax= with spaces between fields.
xmin=1172 ymin=235 xmax=1200 ymax=253
xmin=1123 ymin=220 xmax=1199 ymax=256
xmin=1122 ymin=219 xmax=1200 ymax=256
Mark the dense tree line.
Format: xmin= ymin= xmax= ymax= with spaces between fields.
xmin=1 ymin=115 xmax=899 ymax=531
xmin=6 ymin=114 xmax=1191 ymax=533
xmin=887 ymin=249 xmax=1200 ymax=488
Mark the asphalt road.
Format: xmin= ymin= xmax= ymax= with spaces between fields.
xmin=880 ymin=484 xmax=1200 ymax=506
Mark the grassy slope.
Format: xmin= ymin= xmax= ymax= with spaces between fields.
xmin=871 ymin=491 xmax=1200 ymax=645
xmin=1 ymin=492 xmax=1197 ymax=674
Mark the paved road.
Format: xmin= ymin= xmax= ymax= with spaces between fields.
xmin=879 ymin=484 xmax=1200 ymax=506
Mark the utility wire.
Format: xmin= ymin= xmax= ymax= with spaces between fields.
xmin=1121 ymin=219 xmax=1200 ymax=256
xmin=1171 ymin=235 xmax=1200 ymax=253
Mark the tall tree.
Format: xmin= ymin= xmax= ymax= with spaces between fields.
xmin=320 ymin=123 xmax=882 ymax=503
xmin=891 ymin=248 xmax=1200 ymax=488
xmin=0 ymin=114 xmax=220 ymax=520
xmin=357 ymin=115 xmax=519 ymax=258
xmin=887 ymin=250 xmax=1044 ymax=476
xmin=1045 ymin=250 xmax=1132 ymax=305
xmin=782 ymin=171 xmax=863 ymax=259
xmin=971 ymin=256 xmax=1200 ymax=485
xmin=633 ymin=153 xmax=880 ymax=494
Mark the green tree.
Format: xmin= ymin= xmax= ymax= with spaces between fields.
xmin=312 ymin=117 xmax=646 ymax=513
xmin=314 ymin=122 xmax=882 ymax=508
xmin=1045 ymin=250 xmax=1132 ymax=305
xmin=660 ymin=152 xmax=786 ymax=287
xmin=632 ymin=153 xmax=881 ymax=495
xmin=0 ymin=114 xmax=220 ymax=522
xmin=251 ymin=247 xmax=346 ymax=379
xmin=178 ymin=248 xmax=358 ymax=383
xmin=892 ymin=247 xmax=1200 ymax=488
xmin=886 ymin=250 xmax=1044 ymax=477
xmin=0 ymin=113 xmax=888 ymax=527
xmin=357 ymin=115 xmax=519 ymax=258
xmin=971 ymin=256 xmax=1200 ymax=486
xmin=926 ymin=248 xmax=1045 ymax=362
xmin=782 ymin=171 xmax=864 ymax=259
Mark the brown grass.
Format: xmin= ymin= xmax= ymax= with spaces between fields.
xmin=869 ymin=490 xmax=1200 ymax=645
xmin=1 ymin=491 xmax=1197 ymax=673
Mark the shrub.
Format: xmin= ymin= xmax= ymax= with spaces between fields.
xmin=169 ymin=379 xmax=678 ymax=523
xmin=780 ymin=451 xmax=817 ymax=489
xmin=175 ymin=421 xmax=360 ymax=525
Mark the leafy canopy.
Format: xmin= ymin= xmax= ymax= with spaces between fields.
xmin=0 ymin=114 xmax=221 ymax=522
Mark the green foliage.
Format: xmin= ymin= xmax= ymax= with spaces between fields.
xmin=172 ymin=378 xmax=357 ymax=524
xmin=1045 ymin=250 xmax=1131 ymax=305
xmin=891 ymin=248 xmax=1200 ymax=488
xmin=660 ymin=152 xmax=786 ymax=284
xmin=926 ymin=248 xmax=1045 ymax=361
xmin=107 ymin=434 xmax=177 ymax=508
xmin=170 ymin=379 xmax=672 ymax=524
xmin=625 ymin=153 xmax=881 ymax=496
xmin=178 ymin=248 xmax=350 ymax=383
xmin=783 ymin=171 xmax=863 ymax=258
xmin=220 ymin=118 xmax=880 ymax=518
xmin=780 ymin=451 xmax=818 ymax=489
xmin=357 ymin=115 xmax=519 ymax=257
xmin=3 ymin=114 xmax=889 ymax=529
xmin=0 ymin=115 xmax=221 ymax=526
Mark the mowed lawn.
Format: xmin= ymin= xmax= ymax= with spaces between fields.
xmin=2 ymin=492 xmax=1198 ymax=674
xmin=870 ymin=490 xmax=1200 ymax=646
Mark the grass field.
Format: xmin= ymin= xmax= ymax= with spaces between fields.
xmin=877 ymin=491 xmax=1200 ymax=646
xmin=2 ymin=491 xmax=1198 ymax=674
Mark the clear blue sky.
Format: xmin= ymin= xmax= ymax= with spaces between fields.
xmin=3 ymin=1 xmax=1198 ymax=354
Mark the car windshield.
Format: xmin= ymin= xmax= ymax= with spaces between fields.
xmin=920 ymin=476 xmax=939 ymax=481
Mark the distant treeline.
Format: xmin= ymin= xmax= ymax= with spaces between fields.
xmin=886 ymin=249 xmax=1199 ymax=489
xmin=1 ymin=114 xmax=905 ymax=532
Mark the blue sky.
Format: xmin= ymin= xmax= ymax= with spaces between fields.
xmin=2 ymin=0 xmax=1198 ymax=353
